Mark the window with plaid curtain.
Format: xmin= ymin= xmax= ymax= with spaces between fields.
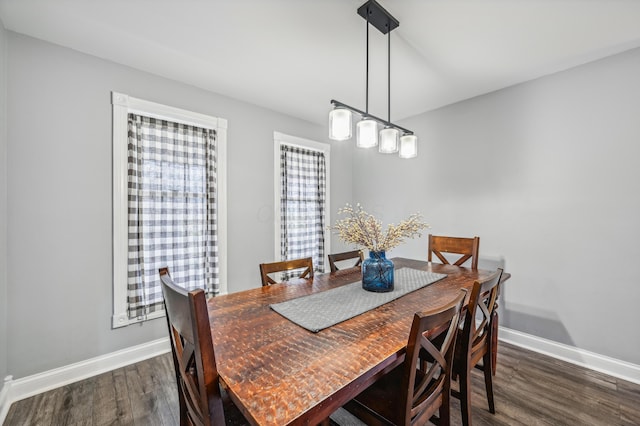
xmin=127 ymin=113 xmax=219 ymax=320
xmin=280 ymin=144 xmax=326 ymax=273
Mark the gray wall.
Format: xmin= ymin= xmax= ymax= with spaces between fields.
xmin=5 ymin=32 xmax=352 ymax=379
xmin=354 ymin=47 xmax=640 ymax=365
xmin=6 ymin=25 xmax=639 ymax=381
xmin=0 ymin=19 xmax=8 ymax=388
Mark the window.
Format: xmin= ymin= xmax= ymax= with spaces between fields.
xmin=112 ymin=92 xmax=227 ymax=328
xmin=274 ymin=132 xmax=330 ymax=273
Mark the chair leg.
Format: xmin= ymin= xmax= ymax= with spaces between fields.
xmin=491 ymin=310 xmax=499 ymax=376
xmin=459 ymin=368 xmax=473 ymax=426
xmin=439 ymin=394 xmax=451 ymax=426
xmin=483 ymin=352 xmax=495 ymax=414
xmin=177 ymin=381 xmax=189 ymax=426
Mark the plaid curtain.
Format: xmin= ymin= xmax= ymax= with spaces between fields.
xmin=127 ymin=114 xmax=219 ymax=320
xmin=280 ymin=144 xmax=326 ymax=273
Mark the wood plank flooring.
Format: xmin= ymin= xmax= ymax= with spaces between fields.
xmin=4 ymin=342 xmax=640 ymax=425
xmin=4 ymin=354 xmax=179 ymax=426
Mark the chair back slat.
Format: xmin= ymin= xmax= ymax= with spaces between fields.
xmin=328 ymin=250 xmax=364 ymax=272
xmin=259 ymin=257 xmax=314 ymax=286
xmin=428 ymin=234 xmax=480 ymax=269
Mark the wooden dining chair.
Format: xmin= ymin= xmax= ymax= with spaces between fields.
xmin=490 ymin=272 xmax=510 ymax=376
xmin=428 ymin=234 xmax=480 ymax=269
xmin=259 ymin=257 xmax=314 ymax=286
xmin=343 ymin=290 xmax=467 ymax=426
xmin=159 ymin=268 xmax=248 ymax=426
xmin=451 ymin=268 xmax=504 ymax=426
xmin=327 ymin=250 xmax=364 ymax=273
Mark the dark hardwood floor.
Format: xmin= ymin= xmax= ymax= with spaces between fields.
xmin=4 ymin=354 xmax=179 ymax=426
xmin=4 ymin=342 xmax=640 ymax=425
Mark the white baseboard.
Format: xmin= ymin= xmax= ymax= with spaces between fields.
xmin=499 ymin=326 xmax=640 ymax=385
xmin=0 ymin=376 xmax=12 ymax=425
xmin=0 ymin=337 xmax=170 ymax=424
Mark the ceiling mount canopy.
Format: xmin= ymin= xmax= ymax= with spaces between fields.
xmin=329 ymin=0 xmax=418 ymax=159
xmin=356 ymin=0 xmax=398 ymax=34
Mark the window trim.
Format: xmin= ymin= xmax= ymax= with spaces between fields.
xmin=111 ymin=91 xmax=227 ymax=328
xmin=273 ymin=131 xmax=330 ymax=272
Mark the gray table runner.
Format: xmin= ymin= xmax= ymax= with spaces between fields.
xmin=270 ymin=267 xmax=447 ymax=332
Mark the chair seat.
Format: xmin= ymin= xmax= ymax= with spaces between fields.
xmin=350 ymin=366 xmax=405 ymax=423
xmin=347 ymin=360 xmax=439 ymax=425
xmin=221 ymin=386 xmax=250 ymax=425
xmin=453 ymin=334 xmax=487 ymax=369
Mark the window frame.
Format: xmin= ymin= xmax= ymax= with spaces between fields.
xmin=273 ymin=131 xmax=330 ymax=272
xmin=111 ymin=92 xmax=227 ymax=328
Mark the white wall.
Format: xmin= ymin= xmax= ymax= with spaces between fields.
xmin=354 ymin=47 xmax=640 ymax=365
xmin=5 ymin=32 xmax=353 ymax=379
xmin=0 ymin=18 xmax=8 ymax=390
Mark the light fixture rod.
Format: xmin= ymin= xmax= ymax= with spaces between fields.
xmin=330 ymin=99 xmax=413 ymax=135
xmin=365 ymin=9 xmax=369 ymax=113
xmin=387 ymin=29 xmax=391 ymax=123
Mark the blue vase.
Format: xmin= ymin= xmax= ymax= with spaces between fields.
xmin=362 ymin=251 xmax=394 ymax=292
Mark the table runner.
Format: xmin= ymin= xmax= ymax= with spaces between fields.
xmin=270 ymin=267 xmax=447 ymax=332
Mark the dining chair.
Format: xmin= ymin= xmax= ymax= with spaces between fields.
xmin=159 ymin=268 xmax=249 ymax=426
xmin=491 ymin=272 xmax=510 ymax=376
xmin=451 ymin=268 xmax=504 ymax=426
xmin=259 ymin=257 xmax=314 ymax=286
xmin=343 ymin=290 xmax=467 ymax=426
xmin=327 ymin=249 xmax=364 ymax=272
xmin=428 ymin=234 xmax=480 ymax=269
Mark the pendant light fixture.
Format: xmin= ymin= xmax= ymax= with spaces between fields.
xmin=399 ymin=134 xmax=418 ymax=158
xmin=328 ymin=107 xmax=352 ymax=141
xmin=329 ymin=0 xmax=418 ymax=159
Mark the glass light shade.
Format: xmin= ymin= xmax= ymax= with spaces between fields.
xmin=328 ymin=107 xmax=352 ymax=141
xmin=378 ymin=127 xmax=399 ymax=153
xmin=399 ymin=134 xmax=418 ymax=159
xmin=356 ymin=118 xmax=378 ymax=148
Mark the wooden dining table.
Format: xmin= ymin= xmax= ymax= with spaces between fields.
xmin=207 ymin=257 xmax=507 ymax=426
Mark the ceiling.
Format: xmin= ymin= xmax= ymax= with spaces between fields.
xmin=2 ymin=0 xmax=640 ymax=126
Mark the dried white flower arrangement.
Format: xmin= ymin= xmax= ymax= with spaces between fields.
xmin=331 ymin=204 xmax=429 ymax=252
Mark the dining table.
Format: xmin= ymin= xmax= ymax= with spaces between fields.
xmin=207 ymin=257 xmax=509 ymax=426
